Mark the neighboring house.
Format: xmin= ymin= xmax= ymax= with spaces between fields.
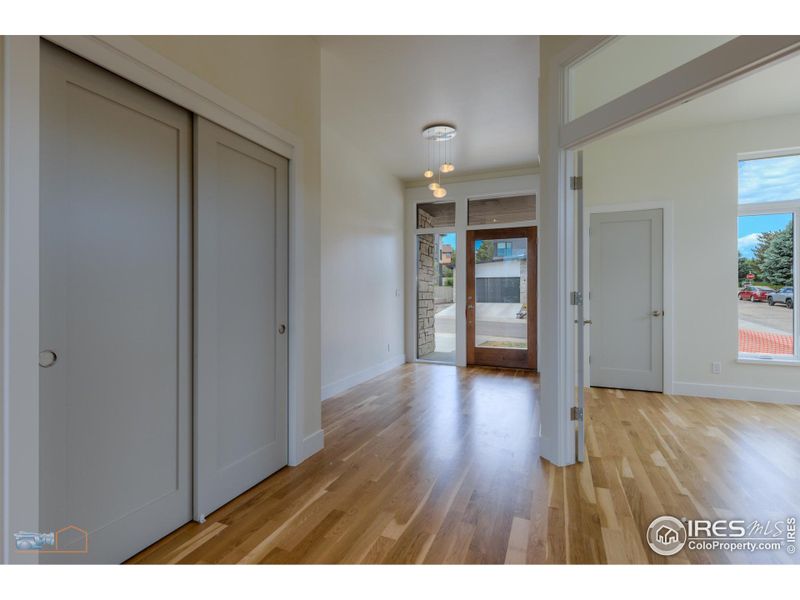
xmin=475 ymin=239 xmax=527 ymax=304
xmin=440 ymin=244 xmax=453 ymax=265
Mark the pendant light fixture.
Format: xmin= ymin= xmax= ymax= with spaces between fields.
xmin=422 ymin=124 xmax=456 ymax=199
xmin=423 ymin=138 xmax=435 ymax=179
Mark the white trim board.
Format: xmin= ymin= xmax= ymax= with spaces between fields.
xmin=322 ymin=354 xmax=406 ymax=401
xmin=2 ymin=35 xmax=319 ymax=562
xmin=672 ymin=382 xmax=800 ymax=406
xmin=300 ymin=430 xmax=325 ymax=459
xmin=583 ymin=202 xmax=675 ymax=395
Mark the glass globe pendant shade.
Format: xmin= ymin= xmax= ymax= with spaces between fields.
xmin=428 ymin=182 xmax=440 ymax=191
xmin=432 ymin=187 xmax=447 ymax=199
xmin=423 ymin=169 xmax=434 ymax=178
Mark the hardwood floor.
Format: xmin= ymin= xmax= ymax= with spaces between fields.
xmin=128 ymin=363 xmax=800 ymax=564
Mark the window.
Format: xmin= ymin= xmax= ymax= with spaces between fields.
xmin=417 ymin=201 xmax=455 ymax=229
xmin=737 ymin=154 xmax=799 ymax=361
xmin=472 ymin=237 xmax=529 ymax=350
xmin=468 ymin=195 xmax=535 ymax=226
xmin=417 ymin=232 xmax=456 ymax=364
xmin=496 ymin=241 xmax=512 ymax=257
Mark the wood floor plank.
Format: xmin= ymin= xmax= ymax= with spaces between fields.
xmin=129 ymin=364 xmax=800 ymax=565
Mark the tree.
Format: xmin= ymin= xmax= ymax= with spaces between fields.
xmin=752 ymin=230 xmax=778 ymax=280
xmin=475 ymin=241 xmax=494 ymax=263
xmin=759 ymin=222 xmax=794 ymax=287
xmin=738 ymin=252 xmax=756 ymax=284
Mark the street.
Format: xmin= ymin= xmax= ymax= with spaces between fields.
xmin=738 ymin=299 xmax=793 ymax=335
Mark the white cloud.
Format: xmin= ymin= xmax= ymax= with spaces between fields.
xmin=737 ymin=232 xmax=760 ymax=257
xmin=739 ymin=155 xmax=800 ymax=204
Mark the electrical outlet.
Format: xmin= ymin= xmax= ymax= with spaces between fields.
xmin=711 ymin=361 xmax=722 ymax=375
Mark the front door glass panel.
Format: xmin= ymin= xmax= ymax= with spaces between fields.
xmin=473 ymin=237 xmax=528 ymax=350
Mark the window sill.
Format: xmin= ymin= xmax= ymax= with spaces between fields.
xmin=737 ymin=355 xmax=800 ymax=367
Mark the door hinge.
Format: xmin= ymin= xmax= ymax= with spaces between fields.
xmin=570 ymin=175 xmax=583 ymax=190
xmin=570 ymin=406 xmax=584 ymax=421
xmin=570 ymin=291 xmax=583 ymax=306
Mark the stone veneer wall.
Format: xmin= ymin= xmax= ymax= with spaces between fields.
xmin=417 ymin=208 xmax=436 ymax=357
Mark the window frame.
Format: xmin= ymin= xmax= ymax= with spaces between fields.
xmin=737 ymin=153 xmax=800 ymax=364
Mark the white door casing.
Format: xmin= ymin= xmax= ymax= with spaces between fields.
xmin=573 ymin=152 xmax=586 ymax=461
xmin=589 ymin=209 xmax=664 ymax=392
xmin=193 ymin=116 xmax=289 ymax=521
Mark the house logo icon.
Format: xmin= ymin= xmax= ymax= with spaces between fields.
xmin=14 ymin=525 xmax=88 ymax=554
xmin=646 ymin=516 xmax=687 ymax=556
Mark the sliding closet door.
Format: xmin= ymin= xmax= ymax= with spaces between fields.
xmin=39 ymin=41 xmax=192 ymax=563
xmin=194 ymin=117 xmax=289 ymax=520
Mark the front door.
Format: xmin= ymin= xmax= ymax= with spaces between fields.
xmin=466 ymin=227 xmax=537 ymax=369
xmin=589 ymin=209 xmax=664 ymax=391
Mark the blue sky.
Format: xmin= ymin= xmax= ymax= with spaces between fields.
xmin=738 ymin=213 xmax=793 ymax=258
xmin=738 ymin=155 xmax=800 ymax=204
xmin=737 ymin=156 xmax=798 ymax=257
xmin=441 ymin=232 xmax=456 ymax=247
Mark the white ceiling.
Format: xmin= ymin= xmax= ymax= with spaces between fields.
xmin=618 ymin=51 xmax=800 ymax=137
xmin=319 ymin=36 xmax=539 ymax=182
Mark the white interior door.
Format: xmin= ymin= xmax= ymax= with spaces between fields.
xmin=194 ymin=117 xmax=289 ymax=521
xmin=39 ymin=41 xmax=192 ymax=563
xmin=589 ymin=209 xmax=664 ymax=392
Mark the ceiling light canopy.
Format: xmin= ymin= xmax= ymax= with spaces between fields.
xmin=422 ymin=123 xmax=456 ymax=199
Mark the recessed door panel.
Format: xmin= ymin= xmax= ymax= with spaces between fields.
xmin=194 ymin=117 xmax=289 ymax=520
xmin=39 ymin=41 xmax=192 ymax=563
xmin=589 ymin=209 xmax=664 ymax=391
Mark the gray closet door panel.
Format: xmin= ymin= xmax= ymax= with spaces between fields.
xmin=194 ymin=117 xmax=289 ymax=520
xmin=39 ymin=41 xmax=192 ymax=564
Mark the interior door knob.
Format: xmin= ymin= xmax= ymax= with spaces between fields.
xmin=39 ymin=350 xmax=57 ymax=368
xmin=651 ymin=310 xmax=663 ymax=317
xmin=278 ymin=324 xmax=286 ymax=334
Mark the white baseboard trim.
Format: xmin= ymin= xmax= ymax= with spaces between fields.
xmin=290 ymin=429 xmax=324 ymax=466
xmin=321 ymin=354 xmax=406 ymax=401
xmin=672 ymin=381 xmax=800 ymax=405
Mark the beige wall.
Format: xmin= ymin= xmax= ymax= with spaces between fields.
xmin=135 ymin=36 xmax=323 ymax=435
xmin=320 ymin=48 xmax=405 ymax=397
xmin=320 ymin=125 xmax=405 ymax=395
xmin=585 ymin=112 xmax=800 ymax=400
